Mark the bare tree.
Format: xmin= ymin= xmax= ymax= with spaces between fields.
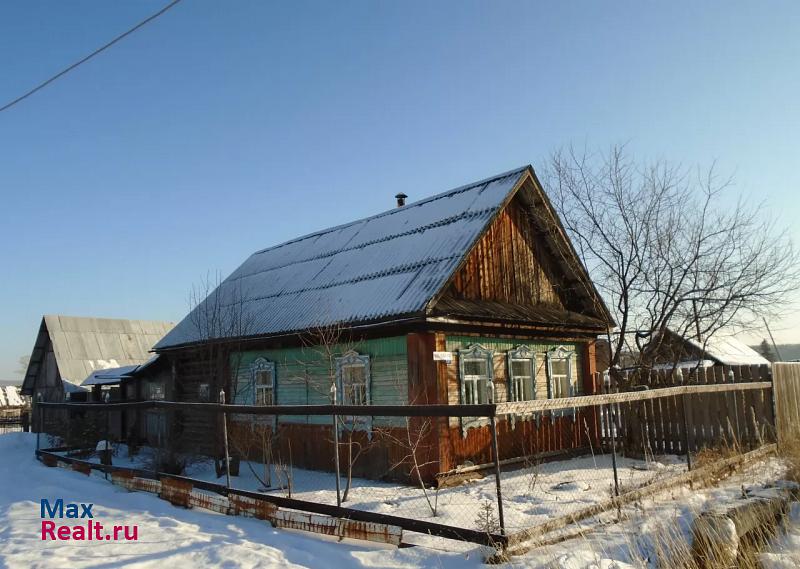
xmin=299 ymin=324 xmax=379 ymax=503
xmin=377 ymin=412 xmax=440 ymax=516
xmin=14 ymin=355 xmax=30 ymax=377
xmin=184 ymin=272 xmax=256 ymax=475
xmin=188 ymin=272 xmax=255 ymax=401
xmin=542 ymin=145 xmax=799 ymax=380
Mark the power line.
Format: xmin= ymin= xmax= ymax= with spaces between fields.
xmin=0 ymin=0 xmax=183 ymax=114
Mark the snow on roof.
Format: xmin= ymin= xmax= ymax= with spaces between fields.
xmin=21 ymin=316 xmax=174 ymax=395
xmin=0 ymin=386 xmax=24 ymax=407
xmin=156 ymin=167 xmax=533 ymax=349
xmin=81 ymin=365 xmax=141 ymax=387
xmin=686 ymin=334 xmax=770 ymax=366
xmin=651 ymin=360 xmax=715 ymax=371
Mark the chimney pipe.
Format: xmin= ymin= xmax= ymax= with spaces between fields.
xmin=395 ymin=193 xmax=407 ymax=208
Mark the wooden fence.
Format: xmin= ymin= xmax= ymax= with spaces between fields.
xmin=773 ymin=362 xmax=800 ymax=446
xmin=496 ymin=364 xmax=774 ymax=457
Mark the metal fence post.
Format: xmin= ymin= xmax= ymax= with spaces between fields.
xmin=603 ymin=371 xmax=620 ymax=497
xmin=219 ymin=390 xmax=231 ymax=490
xmin=487 ymin=381 xmax=505 ymax=536
xmin=36 ymin=392 xmax=42 ymax=453
xmin=103 ymin=392 xmax=110 ymax=480
xmin=331 ymin=382 xmax=342 ymax=508
xmin=608 ymin=403 xmax=620 ymax=497
xmin=682 ymin=392 xmax=693 ymax=471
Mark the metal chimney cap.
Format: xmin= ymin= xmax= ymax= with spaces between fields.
xmin=395 ymin=193 xmax=408 ymax=207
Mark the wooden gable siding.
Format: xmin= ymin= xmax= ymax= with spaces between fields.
xmin=445 ymin=196 xmax=566 ymax=308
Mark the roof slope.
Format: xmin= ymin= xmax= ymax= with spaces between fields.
xmin=22 ymin=316 xmax=174 ymax=393
xmin=157 ymin=167 xmax=533 ymax=349
xmin=686 ymin=334 xmax=770 ymax=366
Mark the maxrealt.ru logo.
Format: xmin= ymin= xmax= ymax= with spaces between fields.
xmin=40 ymin=499 xmax=138 ymax=541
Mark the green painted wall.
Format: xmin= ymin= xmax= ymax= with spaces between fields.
xmin=445 ymin=335 xmax=585 ymax=403
xmin=230 ymin=336 xmax=408 ymax=426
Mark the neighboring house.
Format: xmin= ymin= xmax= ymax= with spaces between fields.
xmin=0 ymin=385 xmax=25 ymax=408
xmin=646 ymin=328 xmax=771 ymax=370
xmin=78 ymin=355 xmax=171 ymax=444
xmin=20 ymin=315 xmax=175 ymax=403
xmin=0 ymin=385 xmax=28 ymax=432
xmin=152 ymin=165 xmax=614 ymax=481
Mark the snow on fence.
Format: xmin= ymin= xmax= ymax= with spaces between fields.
xmin=32 ymin=368 xmax=776 ymax=549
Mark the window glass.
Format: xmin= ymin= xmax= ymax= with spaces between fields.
xmin=342 ymin=364 xmax=367 ymax=405
xmin=549 ymin=357 xmax=572 ymax=398
xmin=464 ymin=360 xmax=488 ymax=377
xmin=149 ymin=383 xmax=165 ymax=401
xmin=251 ymin=360 xmax=276 ymax=406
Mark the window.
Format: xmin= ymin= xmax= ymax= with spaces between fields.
xmin=458 ymin=344 xmax=493 ymax=434
xmin=148 ymin=382 xmax=165 ymax=401
xmin=251 ymin=358 xmax=276 ymax=406
xmin=198 ymin=383 xmax=210 ymax=402
xmin=336 ymin=351 xmax=370 ymax=406
xmin=335 ymin=351 xmax=371 ymax=433
xmin=547 ymin=346 xmax=577 ymax=419
xmin=507 ymin=346 xmax=536 ymax=402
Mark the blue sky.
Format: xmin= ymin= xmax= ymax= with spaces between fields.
xmin=1 ymin=1 xmax=799 ymax=379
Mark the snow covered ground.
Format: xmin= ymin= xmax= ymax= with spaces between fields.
xmin=74 ymin=440 xmax=686 ymax=545
xmin=1 ymin=432 xmax=795 ymax=568
xmin=0 ymin=433 xmax=486 ymax=568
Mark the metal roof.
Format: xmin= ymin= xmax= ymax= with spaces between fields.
xmin=684 ymin=334 xmax=771 ymax=367
xmin=156 ymin=167 xmax=531 ymax=349
xmin=21 ymin=316 xmax=174 ymax=394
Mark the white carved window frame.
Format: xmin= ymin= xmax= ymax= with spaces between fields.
xmin=335 ymin=350 xmax=371 ymax=434
xmin=546 ymin=346 xmax=577 ymax=420
xmin=507 ymin=345 xmax=538 ymax=424
xmin=251 ymin=357 xmax=277 ymax=428
xmin=458 ymin=344 xmax=493 ymax=435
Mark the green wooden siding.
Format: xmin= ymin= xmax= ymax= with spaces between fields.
xmin=230 ymin=336 xmax=408 ymax=426
xmin=445 ymin=335 xmax=584 ymax=403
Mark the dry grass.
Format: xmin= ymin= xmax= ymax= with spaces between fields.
xmin=522 ymin=446 xmax=794 ymax=569
xmin=778 ymin=437 xmax=800 ymax=484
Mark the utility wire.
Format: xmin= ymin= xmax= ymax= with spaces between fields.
xmin=0 ymin=0 xmax=183 ymax=114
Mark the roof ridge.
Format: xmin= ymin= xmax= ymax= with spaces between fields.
xmin=251 ymin=165 xmax=531 ymax=257
xmin=43 ymin=314 xmax=174 ymax=324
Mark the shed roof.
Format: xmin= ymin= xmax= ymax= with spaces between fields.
xmin=21 ymin=316 xmax=174 ymax=394
xmin=156 ymin=166 xmax=611 ymax=349
xmin=685 ymin=334 xmax=770 ymax=366
xmin=81 ymin=365 xmax=141 ymax=386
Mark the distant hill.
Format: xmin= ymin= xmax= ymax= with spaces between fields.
xmin=0 ymin=380 xmax=21 ymax=388
xmin=750 ymin=344 xmax=800 ymax=362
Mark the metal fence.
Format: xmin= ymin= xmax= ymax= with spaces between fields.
xmin=33 ymin=369 xmax=776 ymax=548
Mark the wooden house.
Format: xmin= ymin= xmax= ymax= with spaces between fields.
xmin=152 ymin=166 xmax=614 ymax=482
xmin=21 ymin=315 xmax=174 ymax=439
